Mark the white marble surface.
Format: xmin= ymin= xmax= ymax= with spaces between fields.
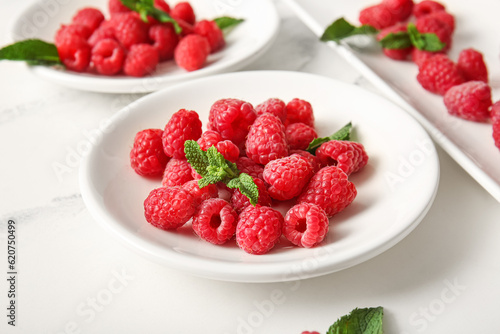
xmin=1 ymin=1 xmax=500 ymax=333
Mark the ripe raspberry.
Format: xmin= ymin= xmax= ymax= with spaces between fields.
xmin=457 ymin=48 xmax=488 ymax=83
xmin=255 ymin=98 xmax=287 ymax=123
xmin=216 ymin=140 xmax=240 ymax=163
xmin=359 ymin=4 xmax=397 ymax=30
xmin=182 ymin=180 xmax=219 ymax=207
xmin=426 ymin=10 xmax=455 ymax=32
xmin=283 ymin=203 xmax=329 ymax=248
xmin=289 ymin=150 xmax=321 ymax=174
xmin=285 ymin=98 xmax=315 ymax=128
xmin=417 ymin=54 xmax=465 ymax=95
xmin=192 ymin=199 xmax=238 ymax=245
xmin=411 ymin=48 xmax=443 ymax=68
xmin=235 ymin=157 xmax=264 ymax=180
xmin=161 ymin=158 xmax=194 ymax=187
xmin=377 ymin=23 xmax=412 ymax=61
xmin=56 ymin=35 xmax=91 ymax=72
xmin=198 ymin=130 xmax=222 ymax=150
xmin=108 ymin=0 xmax=131 ymax=15
xmin=443 ymin=81 xmax=492 ymax=122
xmin=87 ymin=21 xmax=116 ymax=47
xmin=230 ymin=177 xmax=271 ymax=213
xmin=91 ymin=38 xmax=125 ymax=75
xmin=174 ymin=34 xmax=210 ymax=71
xmin=491 ymin=101 xmax=500 ymax=123
xmin=194 ymin=20 xmax=225 ymax=53
xmin=144 ymin=186 xmax=196 ymax=230
xmin=298 ymin=166 xmax=357 ymax=217
xmin=112 ymin=12 xmax=150 ymax=49
xmin=123 ymin=43 xmax=159 ymax=77
xmin=176 ymin=18 xmax=195 ymax=36
xmin=416 ymin=13 xmax=453 ymax=50
xmin=285 ymin=122 xmax=318 ymax=151
xmin=72 ymin=7 xmax=105 ymax=33
xmin=263 ymin=154 xmax=314 ymax=201
xmin=208 ymin=98 xmax=257 ymax=148
xmin=162 ymin=109 xmax=202 ymax=159
xmin=55 ymin=24 xmax=92 ymax=46
xmin=171 ymin=2 xmax=196 ymax=25
xmin=149 ymin=23 xmax=179 ymax=61
xmin=493 ymin=119 xmax=500 ymax=150
xmin=413 ymin=0 xmax=446 ymax=18
xmin=246 ymin=114 xmax=289 ymax=165
xmin=236 ymin=205 xmax=284 ymax=255
xmin=154 ymin=0 xmax=171 ymax=13
xmin=382 ymin=0 xmax=413 ymax=22
xmin=130 ymin=129 xmax=169 ymax=177
xmin=315 ymin=140 xmax=369 ymax=175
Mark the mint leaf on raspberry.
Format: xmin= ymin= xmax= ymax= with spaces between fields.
xmin=184 ymin=140 xmax=209 ymax=177
xmin=379 ymin=31 xmax=412 ymax=50
xmin=307 ymin=122 xmax=352 ymax=154
xmin=213 ymin=17 xmax=244 ymax=33
xmin=226 ymin=173 xmax=259 ymax=205
xmin=407 ymin=23 xmax=445 ymax=52
xmin=120 ymin=0 xmax=182 ymax=33
xmin=0 ymin=39 xmax=61 ymax=65
xmin=327 ymin=307 xmax=383 ymax=334
xmin=321 ymin=18 xmax=378 ymax=43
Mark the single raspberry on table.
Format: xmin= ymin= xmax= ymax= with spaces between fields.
xmin=91 ymin=38 xmax=125 ymax=75
xmin=298 ymin=166 xmax=357 ymax=217
xmin=263 ymin=154 xmax=314 ymax=201
xmin=443 ymin=81 xmax=492 ymax=122
xmin=413 ymin=0 xmax=446 ymax=18
xmin=182 ymin=180 xmax=219 ymax=207
xmin=162 ymin=109 xmax=202 ymax=159
xmin=174 ymin=34 xmax=211 ymax=71
xmin=285 ymin=98 xmax=315 ymax=128
xmin=285 ymin=122 xmax=318 ymax=151
xmin=246 ymin=114 xmax=289 ymax=165
xmin=457 ymin=48 xmax=488 ymax=83
xmin=381 ymin=0 xmax=413 ymax=22
xmin=72 ymin=7 xmax=105 ymax=33
xmin=377 ymin=23 xmax=412 ymax=61
xmin=359 ymin=4 xmax=397 ymax=30
xmin=161 ymin=158 xmax=195 ymax=187
xmin=111 ymin=12 xmax=150 ymax=49
xmin=56 ymin=34 xmax=91 ymax=72
xmin=130 ymin=128 xmax=169 ymax=177
xmin=123 ymin=43 xmax=159 ymax=77
xmin=283 ymin=203 xmax=329 ymax=248
xmin=171 ymin=2 xmax=196 ymax=25
xmin=289 ymin=150 xmax=321 ymax=174
xmin=255 ymin=98 xmax=287 ymax=123
xmin=235 ymin=157 xmax=264 ymax=180
xmin=230 ymin=177 xmax=271 ymax=213
xmin=417 ymin=54 xmax=465 ymax=95
xmin=236 ymin=205 xmax=284 ymax=255
xmin=149 ymin=23 xmax=179 ymax=61
xmin=192 ymin=198 xmax=238 ymax=245
xmin=315 ymin=140 xmax=369 ymax=175
xmin=194 ymin=20 xmax=225 ymax=53
xmin=144 ymin=186 xmax=196 ymax=230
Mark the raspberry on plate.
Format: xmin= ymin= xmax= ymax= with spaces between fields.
xmin=493 ymin=119 xmax=500 ymax=150
xmin=377 ymin=23 xmax=412 ymax=61
xmin=87 ymin=21 xmax=116 ymax=47
xmin=194 ymin=19 xmax=225 ymax=53
xmin=315 ymin=140 xmax=369 ymax=175
xmin=443 ymin=81 xmax=492 ymax=122
xmin=255 ymin=98 xmax=287 ymax=124
xmin=230 ymin=177 xmax=271 ymax=213
xmin=197 ymin=130 xmax=223 ymax=150
xmin=285 ymin=122 xmax=318 ymax=151
xmin=55 ymin=24 xmax=92 ymax=46
xmin=236 ymin=205 xmax=284 ymax=255
xmin=298 ymin=166 xmax=357 ymax=217
xmin=154 ymin=0 xmax=171 ymax=13
xmin=411 ymin=48 xmax=443 ymax=68
xmin=285 ymin=98 xmax=315 ymax=128
xmin=283 ymin=203 xmax=329 ymax=248
xmin=108 ymin=0 xmax=131 ymax=15
xmin=123 ymin=43 xmax=159 ymax=77
xmin=149 ymin=23 xmax=179 ymax=61
xmin=171 ymin=2 xmax=196 ymax=25
xmin=111 ymin=12 xmax=150 ymax=49
xmin=192 ymin=198 xmax=238 ymax=245
xmin=415 ymin=13 xmax=453 ymax=50
xmin=174 ymin=34 xmax=211 ymax=71
xmin=412 ymin=0 xmax=446 ymax=18
xmin=91 ymin=38 xmax=125 ymax=75
xmin=359 ymin=4 xmax=397 ymax=30
xmin=144 ymin=186 xmax=196 ymax=230
xmin=416 ymin=54 xmax=465 ymax=95
xmin=182 ymin=180 xmax=219 ymax=207
xmin=56 ymin=34 xmax=91 ymax=73
xmin=161 ymin=158 xmax=195 ymax=187
xmin=289 ymin=150 xmax=321 ymax=174
xmin=162 ymin=109 xmax=202 ymax=159
xmin=263 ymin=154 xmax=314 ymax=201
xmin=457 ymin=48 xmax=488 ymax=83
xmin=381 ymin=0 xmax=413 ymax=22
xmin=72 ymin=7 xmax=105 ymax=33
xmin=216 ymin=140 xmax=240 ymax=163
xmin=130 ymin=128 xmax=169 ymax=177
xmin=246 ymin=114 xmax=289 ymax=165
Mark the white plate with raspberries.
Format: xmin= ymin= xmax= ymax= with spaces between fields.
xmin=79 ymin=70 xmax=439 ymax=282
xmin=9 ymin=0 xmax=279 ymax=93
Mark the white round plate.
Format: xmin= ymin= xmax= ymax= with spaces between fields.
xmin=10 ymin=0 xmax=279 ymax=93
xmin=79 ymin=71 xmax=439 ymax=282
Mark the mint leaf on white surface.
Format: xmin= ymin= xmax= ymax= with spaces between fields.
xmin=213 ymin=16 xmax=244 ymax=33
xmin=327 ymin=307 xmax=384 ymax=334
xmin=321 ymin=18 xmax=378 ymax=43
xmin=0 ymin=39 xmax=61 ymax=65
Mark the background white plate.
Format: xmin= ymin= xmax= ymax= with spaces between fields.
xmin=79 ymin=70 xmax=439 ymax=282
xmin=9 ymin=0 xmax=279 ymax=93
xmin=284 ymin=0 xmax=500 ymax=203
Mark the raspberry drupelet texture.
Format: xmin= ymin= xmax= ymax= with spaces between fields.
xmin=182 ymin=180 xmax=219 ymax=207
xmin=162 ymin=109 xmax=202 ymax=159
xmin=174 ymin=34 xmax=211 ymax=71
xmin=246 ymin=114 xmax=289 ymax=165
xmin=91 ymin=38 xmax=125 ymax=75
xmin=443 ymin=81 xmax=492 ymax=122
xmin=235 ymin=157 xmax=264 ymax=180
xmin=298 ymin=166 xmax=357 ymax=217
xmin=285 ymin=98 xmax=315 ymax=128
xmin=315 ymin=140 xmax=369 ymax=175
xmin=55 ymin=24 xmax=92 ymax=46
xmin=144 ymin=186 xmax=196 ymax=230
xmin=285 ymin=122 xmax=318 ymax=151
xmin=426 ymin=10 xmax=455 ymax=32
xmin=412 ymin=0 xmax=446 ymax=18
xmin=192 ymin=198 xmax=238 ymax=245
xmin=197 ymin=130 xmax=240 ymax=162
xmin=411 ymin=48 xmax=443 ymax=68
xmin=87 ymin=21 xmax=116 ymax=47
xmin=56 ymin=34 xmax=91 ymax=73
xmin=381 ymin=0 xmax=414 ymax=22
xmin=149 ymin=23 xmax=179 ymax=61
xmin=108 ymin=0 xmax=131 ymax=15
xmin=130 ymin=128 xmax=169 ymax=177
xmin=194 ymin=19 xmax=225 ymax=53
xmin=161 ymin=158 xmax=195 ymax=187
xmin=415 ymin=13 xmax=453 ymax=51
xmin=493 ymin=119 xmax=500 ymax=150
xmin=289 ymin=150 xmax=322 ymax=174
xmin=255 ymin=98 xmax=287 ymax=124
xmin=457 ymin=48 xmax=488 ymax=83
xmin=283 ymin=203 xmax=329 ymax=248
xmin=417 ymin=54 xmax=465 ymax=95
xmin=263 ymin=154 xmax=314 ymax=201
xmin=230 ymin=177 xmax=271 ymax=213
xmin=123 ymin=43 xmax=159 ymax=77
xmin=111 ymin=12 xmax=150 ymax=49
xmin=236 ymin=205 xmax=284 ymax=255
xmin=72 ymin=7 xmax=105 ymax=33
xmin=197 ymin=130 xmax=223 ymax=150
xmin=359 ymin=5 xmax=396 ymax=30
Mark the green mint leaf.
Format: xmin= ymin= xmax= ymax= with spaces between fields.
xmin=407 ymin=23 xmax=445 ymax=52
xmin=378 ymin=31 xmax=412 ymax=49
xmin=327 ymin=307 xmax=384 ymax=334
xmin=321 ymin=18 xmax=377 ymax=43
xmin=213 ymin=17 xmax=244 ymax=33
xmin=0 ymin=39 xmax=61 ymax=65
xmin=198 ymin=175 xmax=223 ymax=189
xmin=306 ymin=122 xmax=352 ymax=154
xmin=120 ymin=0 xmax=181 ymax=33
xmin=184 ymin=140 xmax=209 ymax=177
xmin=206 ymin=146 xmax=227 ymax=168
xmin=226 ymin=173 xmax=259 ymax=205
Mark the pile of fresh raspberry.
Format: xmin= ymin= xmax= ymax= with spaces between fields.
xmin=54 ymin=0 xmax=226 ymax=76
xmin=130 ymin=97 xmax=370 ymax=255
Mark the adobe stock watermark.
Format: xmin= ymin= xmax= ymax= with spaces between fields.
xmin=211 ymin=0 xmax=244 ymax=16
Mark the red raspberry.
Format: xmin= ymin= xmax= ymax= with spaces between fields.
xmin=198 ymin=130 xmax=223 ymax=150
xmin=87 ymin=21 xmax=116 ymax=47
xmin=493 ymin=119 xmax=500 ymax=150
xmin=443 ymin=81 xmax=492 ymax=122
xmin=194 ymin=20 xmax=225 ymax=53
xmin=283 ymin=203 xmax=329 ymax=248
xmin=144 ymin=186 xmax=196 ymax=230
xmin=411 ymin=48 xmax=444 ymax=68
xmin=112 ymin=12 xmax=150 ymax=49
xmin=315 ymin=140 xmax=369 ymax=175
xmin=426 ymin=10 xmax=455 ymax=32
xmin=301 ymin=332 xmax=320 ymax=334
xmin=154 ymin=0 xmax=171 ymax=13
xmin=246 ymin=114 xmax=289 ymax=165
xmin=491 ymin=101 xmax=500 ymax=123
xmin=263 ymin=154 xmax=314 ymax=201
xmin=236 ymin=205 xmax=284 ymax=255
xmin=415 ymin=13 xmax=452 ymax=50
xmin=413 ymin=0 xmax=446 ymax=18
xmin=285 ymin=98 xmax=315 ymax=128
xmin=192 ymin=199 xmax=238 ymax=245
xmin=56 ymin=35 xmax=91 ymax=72
xmin=216 ymin=140 xmax=240 ymax=163
xmin=174 ymin=34 xmax=210 ymax=71
xmin=162 ymin=109 xmax=202 ymax=159
xmin=55 ymin=24 xmax=92 ymax=46
xmin=377 ymin=23 xmax=412 ymax=61
xmin=208 ymin=98 xmax=257 ymax=148
xmin=149 ymin=23 xmax=179 ymax=61
xmin=161 ymin=158 xmax=194 ymax=187
xmin=72 ymin=7 xmax=104 ymax=33
xmin=182 ymin=180 xmax=219 ymax=207
xmin=230 ymin=177 xmax=271 ymax=213
xmin=108 ymin=0 xmax=131 ymax=15
xmin=176 ymin=18 xmax=195 ymax=36
xmin=289 ymin=150 xmax=321 ymax=174
xmin=298 ymin=166 xmax=357 ymax=217
xmin=359 ymin=4 xmax=397 ymax=30
xmin=171 ymin=2 xmax=196 ymax=25
xmin=123 ymin=43 xmax=159 ymax=77
xmin=130 ymin=129 xmax=169 ymax=177
xmin=417 ymin=54 xmax=465 ymax=95
xmin=285 ymin=122 xmax=318 ymax=151
xmin=255 ymin=98 xmax=287 ymax=123
xmin=235 ymin=157 xmax=264 ymax=180
xmin=91 ymin=39 xmax=125 ymax=75
xmin=457 ymin=48 xmax=488 ymax=83
xmin=381 ymin=0 xmax=413 ymax=22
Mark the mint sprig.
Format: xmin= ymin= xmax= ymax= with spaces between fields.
xmin=0 ymin=39 xmax=61 ymax=66
xmin=327 ymin=307 xmax=384 ymax=334
xmin=378 ymin=31 xmax=412 ymax=50
xmin=213 ymin=16 xmax=245 ymax=33
xmin=306 ymin=122 xmax=352 ymax=154
xmin=321 ymin=18 xmax=377 ymax=43
xmin=120 ymin=0 xmax=182 ymax=33
xmin=407 ymin=23 xmax=446 ymax=51
xmin=184 ymin=140 xmax=259 ymax=205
